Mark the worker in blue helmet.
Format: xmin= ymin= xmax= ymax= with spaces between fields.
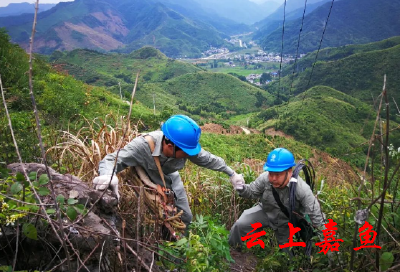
xmin=94 ymin=115 xmax=244 ymax=228
xmin=228 ymin=148 xmax=325 ymax=254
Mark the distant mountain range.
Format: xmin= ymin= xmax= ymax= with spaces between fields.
xmin=0 ymin=3 xmax=56 ymax=17
xmin=1 ymin=0 xmax=400 ymax=57
xmin=253 ymin=0 xmax=330 ymax=39
xmin=258 ymin=0 xmax=400 ymax=54
xmin=0 ymin=0 xmax=252 ymax=57
xmin=192 ymin=0 xmax=280 ymax=25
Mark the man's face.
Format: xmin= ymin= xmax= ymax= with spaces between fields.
xmin=163 ymin=142 xmax=189 ymax=158
xmin=268 ymin=169 xmax=291 ymax=188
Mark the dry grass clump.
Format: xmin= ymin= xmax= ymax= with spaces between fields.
xmin=48 ymin=114 xmax=140 ymax=182
xmin=48 ymin=114 xmax=186 ymax=238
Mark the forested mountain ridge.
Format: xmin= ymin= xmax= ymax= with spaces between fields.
xmin=282 ymin=36 xmax=400 ymax=74
xmin=0 ymin=0 xmax=235 ymax=57
xmin=153 ymin=0 xmax=251 ymax=35
xmin=259 ymin=0 xmax=400 ymax=54
xmin=265 ymin=37 xmax=400 ymax=110
xmin=252 ymin=0 xmax=330 ymax=39
xmin=250 ymin=85 xmax=400 ymax=165
xmin=191 ymin=0 xmax=280 ymax=25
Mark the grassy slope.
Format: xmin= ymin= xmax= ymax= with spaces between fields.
xmin=52 ymin=47 xmax=201 ymax=84
xmin=0 ymin=29 xmax=157 ymax=163
xmin=158 ymin=72 xmax=273 ymax=115
xmin=52 ymin=47 xmax=272 ymax=117
xmin=250 ymin=86 xmax=387 ymax=164
xmin=283 ymin=36 xmax=400 ymax=73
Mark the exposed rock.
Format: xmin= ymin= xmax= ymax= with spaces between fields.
xmin=2 ymin=163 xmax=122 ymax=271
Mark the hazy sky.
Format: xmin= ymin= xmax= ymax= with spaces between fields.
xmin=0 ymin=0 xmax=74 ymax=8
xmin=0 ymin=0 xmax=284 ymax=8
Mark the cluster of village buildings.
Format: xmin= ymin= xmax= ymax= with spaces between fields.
xmin=202 ymin=47 xmax=301 ymax=64
xmin=197 ymin=40 xmax=305 ymax=86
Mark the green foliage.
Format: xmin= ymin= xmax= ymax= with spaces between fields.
xmin=380 ymin=252 xmax=394 ymax=271
xmin=251 ymin=86 xmax=399 ymax=164
xmin=0 ymin=29 xmax=158 ymax=162
xmin=0 ymin=266 xmax=41 ymax=272
xmin=161 ymin=72 xmax=272 ymax=116
xmin=227 ymin=72 xmax=246 ymax=82
xmin=51 ymin=47 xmax=201 ymax=101
xmin=129 ymin=46 xmax=167 ymax=60
xmin=260 ymin=72 xmax=272 ymax=84
xmin=0 ymin=167 xmax=87 ymax=241
xmin=283 ymin=36 xmax=400 ymax=76
xmin=266 ymin=37 xmax=400 ymax=112
xmin=159 ymin=215 xmax=233 ymax=271
xmin=257 ymin=247 xmax=291 ymax=271
xmin=0 ymin=171 xmax=44 ymax=240
xmin=52 ymin=46 xmax=274 ymax=118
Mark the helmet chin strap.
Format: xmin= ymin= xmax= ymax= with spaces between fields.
xmin=172 ymin=143 xmax=176 ymax=158
xmin=276 ymin=170 xmax=289 ymax=188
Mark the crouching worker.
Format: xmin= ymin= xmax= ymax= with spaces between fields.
xmin=93 ymin=114 xmax=244 ymax=229
xmin=229 ymin=148 xmax=325 ymax=255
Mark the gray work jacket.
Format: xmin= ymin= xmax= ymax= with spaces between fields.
xmin=238 ymin=171 xmax=325 ymax=230
xmin=98 ymin=131 xmax=234 ymax=189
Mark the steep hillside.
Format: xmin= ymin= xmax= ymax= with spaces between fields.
xmin=50 ymin=47 xmax=201 ymax=86
xmin=153 ymin=0 xmax=251 ymax=35
xmin=50 ymin=46 xmax=270 ymax=118
xmin=0 ymin=29 xmax=157 ymax=163
xmin=282 ymin=36 xmax=400 ymax=74
xmin=154 ymin=72 xmax=273 ymax=116
xmin=250 ymin=86 xmax=398 ymax=164
xmin=265 ymin=40 xmax=400 ymax=109
xmin=259 ymin=0 xmax=400 ymax=54
xmin=192 ymin=0 xmax=279 ymax=25
xmin=0 ymin=0 xmax=230 ymax=58
xmin=253 ymin=0 xmax=330 ymax=40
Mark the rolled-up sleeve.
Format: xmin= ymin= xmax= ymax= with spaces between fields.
xmin=189 ymin=149 xmax=234 ymax=176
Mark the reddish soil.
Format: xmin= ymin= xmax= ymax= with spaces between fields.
xmin=308 ymin=149 xmax=360 ymax=186
xmin=201 ymin=123 xmax=245 ymax=134
xmin=264 ymin=127 xmax=293 ymax=139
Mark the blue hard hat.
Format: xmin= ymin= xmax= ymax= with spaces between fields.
xmin=263 ymin=148 xmax=296 ymax=172
xmin=161 ymin=115 xmax=201 ymax=156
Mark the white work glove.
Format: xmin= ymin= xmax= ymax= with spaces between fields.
xmin=93 ymin=175 xmax=120 ymax=200
xmin=229 ymin=172 xmax=245 ymax=190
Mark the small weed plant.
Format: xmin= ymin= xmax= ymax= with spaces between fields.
xmin=0 ymin=166 xmax=86 ymax=243
xmin=159 ymin=214 xmax=233 ymax=271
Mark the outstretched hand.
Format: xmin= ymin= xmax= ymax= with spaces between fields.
xmin=229 ymin=172 xmax=245 ymax=190
xmin=93 ymin=175 xmax=120 ymax=200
